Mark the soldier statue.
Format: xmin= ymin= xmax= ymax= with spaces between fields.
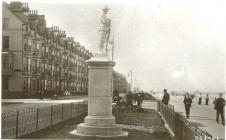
xmin=99 ymin=6 xmax=111 ymax=54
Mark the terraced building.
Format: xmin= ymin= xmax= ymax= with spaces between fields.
xmin=2 ymin=1 xmax=92 ymax=98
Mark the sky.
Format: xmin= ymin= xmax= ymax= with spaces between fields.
xmin=6 ymin=0 xmax=226 ymax=92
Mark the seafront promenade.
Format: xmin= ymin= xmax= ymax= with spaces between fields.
xmin=153 ymin=93 xmax=225 ymax=139
xmin=2 ymin=96 xmax=88 ymax=113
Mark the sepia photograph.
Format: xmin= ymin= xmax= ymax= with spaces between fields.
xmin=1 ymin=0 xmax=225 ymax=139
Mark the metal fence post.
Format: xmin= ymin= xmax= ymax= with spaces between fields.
xmin=158 ymin=101 xmax=160 ymax=112
xmin=78 ymin=103 xmax=80 ymax=114
xmin=71 ymin=103 xmax=73 ymax=118
xmin=15 ymin=110 xmax=19 ymax=138
xmin=50 ymin=105 xmax=53 ymax=126
xmin=36 ymin=108 xmax=39 ymax=131
xmin=62 ymin=104 xmax=64 ymax=120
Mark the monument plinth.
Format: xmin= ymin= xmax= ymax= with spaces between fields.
xmin=73 ymin=54 xmax=128 ymax=139
xmin=72 ymin=6 xmax=128 ymax=139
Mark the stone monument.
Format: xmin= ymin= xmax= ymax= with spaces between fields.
xmin=72 ymin=6 xmax=128 ymax=139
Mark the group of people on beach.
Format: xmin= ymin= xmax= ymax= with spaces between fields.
xmin=162 ymin=90 xmax=225 ymax=126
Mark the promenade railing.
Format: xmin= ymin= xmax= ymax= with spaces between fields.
xmin=157 ymin=100 xmax=214 ymax=140
xmin=1 ymin=101 xmax=88 ymax=139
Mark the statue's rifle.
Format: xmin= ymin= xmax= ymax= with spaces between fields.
xmin=105 ymin=20 xmax=111 ymax=54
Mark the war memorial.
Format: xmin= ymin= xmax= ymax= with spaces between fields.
xmin=1 ymin=1 xmax=225 ymax=140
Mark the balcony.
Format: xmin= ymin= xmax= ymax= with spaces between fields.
xmin=32 ymin=48 xmax=40 ymax=56
xmin=64 ymin=73 xmax=69 ymax=79
xmin=60 ymin=74 xmax=65 ymax=80
xmin=24 ymin=30 xmax=32 ymax=37
xmin=69 ymin=64 xmax=74 ymax=70
xmin=54 ymin=72 xmax=61 ymax=78
xmin=54 ymin=57 xmax=61 ymax=65
xmin=62 ymin=60 xmax=68 ymax=66
xmin=32 ymin=69 xmax=40 ymax=76
xmin=62 ymin=50 xmax=68 ymax=55
xmin=2 ymin=52 xmax=14 ymax=75
xmin=49 ymin=55 xmax=55 ymax=63
xmin=40 ymin=70 xmax=49 ymax=78
xmin=2 ymin=64 xmax=14 ymax=75
xmin=68 ymin=75 xmax=75 ymax=81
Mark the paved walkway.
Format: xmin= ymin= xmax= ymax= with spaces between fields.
xmin=1 ymin=96 xmax=88 ymax=113
xmin=2 ymin=95 xmax=87 ymax=103
xmin=153 ymin=94 xmax=225 ymax=139
xmin=142 ymin=100 xmax=157 ymax=110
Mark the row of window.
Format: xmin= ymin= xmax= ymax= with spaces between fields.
xmin=2 ymin=75 xmax=87 ymax=91
xmin=22 ymin=77 xmax=87 ymax=92
xmin=2 ymin=36 xmax=89 ymax=63
xmin=23 ymin=57 xmax=86 ymax=75
xmin=23 ymin=37 xmax=88 ymax=59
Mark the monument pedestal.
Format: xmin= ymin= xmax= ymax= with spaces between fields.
xmin=73 ymin=54 xmax=128 ymax=139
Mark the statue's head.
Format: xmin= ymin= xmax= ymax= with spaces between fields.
xmin=102 ymin=6 xmax=109 ymax=14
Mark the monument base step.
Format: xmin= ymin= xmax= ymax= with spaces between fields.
xmin=72 ymin=123 xmax=128 ymax=139
xmin=84 ymin=116 xmax=116 ymax=127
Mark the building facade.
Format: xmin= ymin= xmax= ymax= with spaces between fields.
xmin=2 ymin=2 xmax=92 ymax=98
xmin=113 ymin=71 xmax=129 ymax=93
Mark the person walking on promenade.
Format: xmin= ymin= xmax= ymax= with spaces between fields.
xmin=213 ymin=97 xmax=217 ymax=109
xmin=205 ymin=94 xmax=209 ymax=105
xmin=198 ymin=93 xmax=202 ymax=105
xmin=214 ymin=93 xmax=225 ymax=125
xmin=162 ymin=89 xmax=170 ymax=105
xmin=183 ymin=93 xmax=192 ymax=119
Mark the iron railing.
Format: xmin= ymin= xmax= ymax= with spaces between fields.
xmin=1 ymin=101 xmax=87 ymax=139
xmin=157 ymin=101 xmax=214 ymax=140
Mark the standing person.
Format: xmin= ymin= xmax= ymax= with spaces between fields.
xmin=125 ymin=92 xmax=133 ymax=109
xmin=184 ymin=93 xmax=193 ymax=119
xmin=162 ymin=89 xmax=170 ymax=105
xmin=213 ymin=97 xmax=217 ymax=109
xmin=198 ymin=93 xmax=202 ymax=105
xmin=137 ymin=92 xmax=141 ymax=107
xmin=133 ymin=91 xmax=138 ymax=105
xmin=113 ymin=89 xmax=119 ymax=102
xmin=205 ymin=94 xmax=209 ymax=105
xmin=140 ymin=91 xmax=144 ymax=107
xmin=215 ymin=93 xmax=225 ymax=125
